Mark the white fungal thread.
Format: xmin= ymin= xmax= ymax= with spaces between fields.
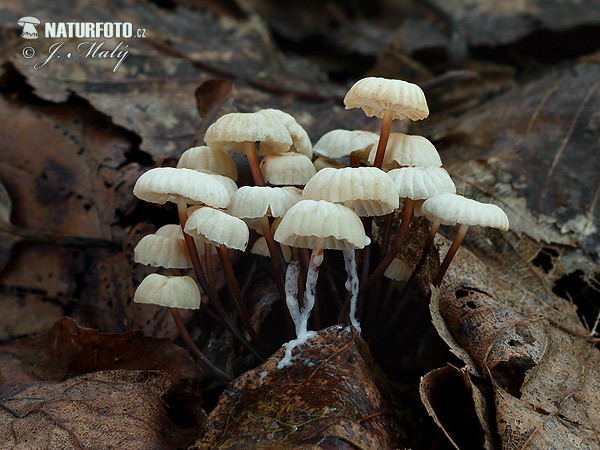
xmin=277 ymin=250 xmax=323 ymax=369
xmin=343 ymin=249 xmax=361 ymax=335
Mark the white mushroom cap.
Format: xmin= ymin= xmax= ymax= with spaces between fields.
xmin=155 ymin=224 xmax=184 ymax=239
xmin=313 ymin=156 xmax=345 ymax=172
xmin=251 ymin=236 xmax=292 ymax=262
xmin=275 ymin=200 xmax=370 ymax=250
xmin=367 ymin=134 xmax=442 ymax=169
xmin=177 ymin=146 xmax=238 ymax=181
xmin=313 ymin=129 xmax=378 ymax=159
xmin=133 ymin=167 xmax=230 ymax=208
xmin=198 ymin=171 xmax=237 ymax=197
xmin=302 ymin=167 xmax=399 ymax=216
xmin=260 ymin=153 xmax=316 ymax=186
xmin=184 ymin=207 xmax=249 ymax=251
xmin=134 ymin=274 xmax=201 ymax=309
xmin=387 ymin=167 xmax=456 ymax=200
xmin=384 ymin=258 xmax=413 ymax=282
xmin=204 ymin=111 xmax=292 ymax=155
xmin=260 ymin=109 xmax=313 ymax=157
xmin=134 ymin=231 xmax=192 ymax=269
xmin=344 ymin=77 xmax=429 ymax=120
xmin=421 ymin=193 xmax=509 ymax=230
xmin=229 ymin=186 xmax=302 ymax=219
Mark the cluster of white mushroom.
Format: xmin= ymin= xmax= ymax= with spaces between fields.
xmin=131 ymin=76 xmax=509 ymax=375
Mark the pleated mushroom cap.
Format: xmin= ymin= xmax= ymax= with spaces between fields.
xmin=314 ymin=156 xmax=345 ymax=172
xmin=344 ymin=77 xmax=429 ymax=120
xmin=251 ymin=236 xmax=292 ymax=262
xmin=302 ymin=167 xmax=399 ymax=216
xmin=384 ymin=258 xmax=413 ymax=282
xmin=422 ymin=193 xmax=509 ymax=230
xmin=185 ymin=207 xmax=249 ymax=251
xmin=260 ymin=109 xmax=312 ymax=157
xmin=134 ymin=274 xmax=200 ymax=309
xmin=260 ymin=153 xmax=316 ymax=186
xmin=229 ymin=186 xmax=302 ymax=219
xmin=387 ymin=167 xmax=456 ymax=200
xmin=367 ymin=134 xmax=442 ymax=169
xmin=204 ymin=112 xmax=292 ymax=155
xmin=155 ymin=224 xmax=184 ymax=239
xmin=313 ymin=129 xmax=378 ymax=159
xmin=177 ymin=146 xmax=238 ymax=181
xmin=275 ymin=200 xmax=370 ymax=250
xmin=133 ymin=167 xmax=230 ymax=208
xmin=134 ymin=231 xmax=191 ymax=269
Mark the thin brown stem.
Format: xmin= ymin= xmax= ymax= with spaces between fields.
xmin=217 ymin=244 xmax=266 ymax=352
xmin=169 ymin=308 xmax=231 ymax=381
xmin=244 ymin=141 xmax=265 ymax=186
xmin=361 ymin=199 xmax=415 ymax=294
xmin=373 ymin=110 xmax=393 ymax=169
xmin=380 ymin=212 xmax=395 ymax=257
xmin=433 ymin=224 xmax=469 ymax=286
xmin=349 ymin=154 xmax=361 ymax=168
xmin=204 ymin=242 xmax=216 ymax=294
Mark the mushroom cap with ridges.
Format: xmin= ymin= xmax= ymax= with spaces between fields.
xmin=134 ymin=232 xmax=192 ymax=269
xmin=421 ymin=193 xmax=509 ymax=230
xmin=384 ymin=258 xmax=413 ymax=282
xmin=260 ymin=153 xmax=316 ymax=186
xmin=134 ymin=274 xmax=200 ymax=309
xmin=251 ymin=236 xmax=292 ymax=262
xmin=302 ymin=167 xmax=399 ymax=216
xmin=185 ymin=207 xmax=249 ymax=251
xmin=344 ymin=77 xmax=429 ymax=121
xmin=133 ymin=167 xmax=230 ymax=208
xmin=275 ymin=200 xmax=370 ymax=250
xmin=177 ymin=146 xmax=238 ymax=181
xmin=387 ymin=167 xmax=456 ymax=200
xmin=367 ymin=134 xmax=442 ymax=169
xmin=229 ymin=186 xmax=302 ymax=219
xmin=204 ymin=112 xmax=292 ymax=155
xmin=313 ymin=129 xmax=378 ymax=159
xmin=155 ymin=224 xmax=184 ymax=239
xmin=314 ymin=156 xmax=345 ymax=172
xmin=260 ymin=109 xmax=312 ymax=157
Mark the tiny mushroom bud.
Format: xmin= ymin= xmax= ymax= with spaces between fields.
xmin=134 ymin=274 xmax=201 ymax=309
xmin=177 ymin=145 xmax=238 ymax=181
xmin=260 ymin=153 xmax=316 ymax=186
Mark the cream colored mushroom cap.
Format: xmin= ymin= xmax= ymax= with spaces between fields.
xmin=260 ymin=109 xmax=313 ymax=157
xmin=204 ymin=112 xmax=292 ymax=155
xmin=387 ymin=167 xmax=456 ymax=200
xmin=251 ymin=236 xmax=292 ymax=262
xmin=134 ymin=274 xmax=200 ymax=309
xmin=344 ymin=77 xmax=429 ymax=120
xmin=302 ymin=167 xmax=399 ymax=216
xmin=313 ymin=156 xmax=345 ymax=172
xmin=134 ymin=232 xmax=191 ymax=269
xmin=422 ymin=193 xmax=509 ymax=230
xmin=384 ymin=258 xmax=413 ymax=282
xmin=177 ymin=146 xmax=238 ymax=181
xmin=133 ymin=167 xmax=230 ymax=208
xmin=184 ymin=207 xmax=249 ymax=251
xmin=313 ymin=129 xmax=378 ymax=159
xmin=260 ymin=153 xmax=316 ymax=186
xmin=275 ymin=200 xmax=370 ymax=250
xmin=367 ymin=134 xmax=442 ymax=169
xmin=229 ymin=186 xmax=302 ymax=219
xmin=155 ymin=224 xmax=184 ymax=239
xmin=199 ymin=171 xmax=237 ymax=197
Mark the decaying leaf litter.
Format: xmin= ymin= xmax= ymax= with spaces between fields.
xmin=1 ymin=0 xmax=599 ymax=448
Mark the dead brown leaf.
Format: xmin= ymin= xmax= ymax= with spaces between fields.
xmin=0 ymin=370 xmax=201 ymax=449
xmin=194 ymin=325 xmax=402 ymax=449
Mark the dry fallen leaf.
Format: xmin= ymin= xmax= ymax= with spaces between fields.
xmin=194 ymin=325 xmax=403 ymax=449
xmin=0 ymin=370 xmax=202 ymax=449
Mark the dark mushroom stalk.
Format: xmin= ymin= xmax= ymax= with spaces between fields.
xmin=372 ymin=110 xmax=393 ymax=169
xmin=244 ymin=141 xmax=266 ymax=187
xmin=433 ymin=223 xmax=468 ymax=286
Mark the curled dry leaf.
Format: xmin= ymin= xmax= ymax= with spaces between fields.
xmin=0 ymin=370 xmax=200 ymax=449
xmin=194 ymin=325 xmax=402 ymax=449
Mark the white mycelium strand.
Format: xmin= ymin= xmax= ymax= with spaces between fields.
xmin=343 ymin=249 xmax=361 ymax=335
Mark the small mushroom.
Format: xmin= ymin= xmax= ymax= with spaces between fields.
xmin=367 ymin=133 xmax=442 ymax=170
xmin=260 ymin=109 xmax=313 ymax=157
xmin=177 ymin=146 xmax=238 ymax=181
xmin=134 ymin=226 xmax=192 ymax=269
xmin=421 ymin=193 xmax=509 ymax=286
xmin=313 ymin=129 xmax=378 ymax=166
xmin=204 ymin=111 xmax=292 ymax=186
xmin=259 ymin=152 xmax=316 ymax=186
xmin=344 ymin=77 xmax=429 ymax=169
xmin=313 ymin=156 xmax=345 ymax=172
xmin=274 ymin=200 xmax=370 ymax=368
